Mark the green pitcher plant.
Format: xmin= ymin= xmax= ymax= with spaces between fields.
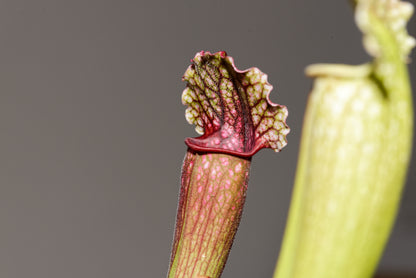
xmin=274 ymin=0 xmax=415 ymax=278
xmin=168 ymin=51 xmax=289 ymax=278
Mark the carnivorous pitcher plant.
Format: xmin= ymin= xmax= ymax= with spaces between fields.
xmin=274 ymin=0 xmax=415 ymax=277
xmin=168 ymin=51 xmax=289 ymax=278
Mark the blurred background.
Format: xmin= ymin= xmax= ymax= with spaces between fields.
xmin=0 ymin=0 xmax=414 ymax=277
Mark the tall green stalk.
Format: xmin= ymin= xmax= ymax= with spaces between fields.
xmin=274 ymin=1 xmax=415 ymax=277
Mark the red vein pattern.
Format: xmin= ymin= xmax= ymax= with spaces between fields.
xmin=169 ymin=151 xmax=250 ymax=278
xmin=182 ymin=51 xmax=289 ymax=157
xmin=168 ymin=51 xmax=289 ymax=278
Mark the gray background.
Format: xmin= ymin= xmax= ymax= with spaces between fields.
xmin=0 ymin=0 xmax=414 ymax=277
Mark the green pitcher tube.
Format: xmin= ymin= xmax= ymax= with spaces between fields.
xmin=273 ymin=0 xmax=415 ymax=277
